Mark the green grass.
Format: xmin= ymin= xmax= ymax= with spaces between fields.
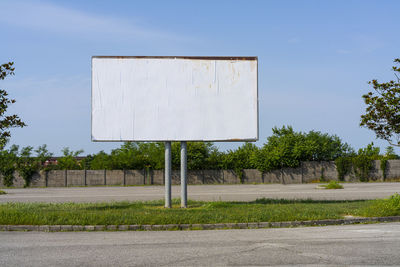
xmin=0 ymin=190 xmax=6 ymax=195
xmin=360 ymin=193 xmax=400 ymax=217
xmin=0 ymin=198 xmax=378 ymax=226
xmin=321 ymin=180 xmax=344 ymax=189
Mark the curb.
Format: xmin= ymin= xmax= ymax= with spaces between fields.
xmin=1 ymin=216 xmax=400 ymax=232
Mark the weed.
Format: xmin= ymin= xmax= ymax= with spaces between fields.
xmin=321 ymin=180 xmax=343 ymax=189
xmin=360 ymin=193 xmax=400 ymax=217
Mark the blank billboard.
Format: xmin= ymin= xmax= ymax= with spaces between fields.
xmin=92 ymin=56 xmax=258 ymax=142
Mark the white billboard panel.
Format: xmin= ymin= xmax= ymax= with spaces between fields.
xmin=92 ymin=56 xmax=258 ymax=141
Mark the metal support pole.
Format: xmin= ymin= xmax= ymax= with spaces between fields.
xmin=180 ymin=141 xmax=187 ymax=208
xmin=165 ymin=141 xmax=172 ymax=208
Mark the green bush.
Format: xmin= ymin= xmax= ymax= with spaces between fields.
xmin=57 ymin=147 xmax=84 ymax=170
xmin=17 ymin=146 xmax=38 ymax=187
xmin=0 ymin=145 xmax=18 ymax=187
xmin=322 ymin=180 xmax=343 ymax=189
xmin=335 ymin=157 xmax=352 ymax=181
xmin=335 ymin=143 xmax=385 ymax=182
xmin=255 ymin=126 xmax=353 ymax=172
xmin=380 ymin=146 xmax=399 ymax=180
xmin=0 ymin=190 xmax=6 ymax=194
xmin=223 ymin=142 xmax=258 ymax=182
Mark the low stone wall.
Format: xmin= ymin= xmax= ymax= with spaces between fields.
xmin=1 ymin=160 xmax=400 ymax=188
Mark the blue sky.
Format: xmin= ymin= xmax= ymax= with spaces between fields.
xmin=0 ymin=0 xmax=399 ymax=155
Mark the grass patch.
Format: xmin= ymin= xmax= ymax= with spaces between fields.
xmin=0 ymin=190 xmax=6 ymax=195
xmin=0 ymin=198 xmax=377 ymax=226
xmin=320 ymin=180 xmax=344 ymax=189
xmin=359 ymin=193 xmax=400 ymax=217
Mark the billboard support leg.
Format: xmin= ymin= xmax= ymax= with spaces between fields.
xmin=165 ymin=141 xmax=172 ymax=208
xmin=181 ymin=141 xmax=187 ymax=208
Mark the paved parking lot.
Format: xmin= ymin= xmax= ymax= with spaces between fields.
xmin=1 ymin=182 xmax=400 ymax=203
xmin=1 ymin=222 xmax=400 ymax=266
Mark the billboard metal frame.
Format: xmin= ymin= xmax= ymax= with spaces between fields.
xmin=91 ymin=56 xmax=258 ymax=208
xmin=91 ymin=56 xmax=258 ymax=142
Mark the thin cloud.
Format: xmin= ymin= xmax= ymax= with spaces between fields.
xmin=0 ymin=1 xmax=192 ymax=42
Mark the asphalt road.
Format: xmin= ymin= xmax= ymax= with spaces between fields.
xmin=1 ymin=183 xmax=400 ymax=203
xmin=1 ymin=222 xmax=400 ymax=266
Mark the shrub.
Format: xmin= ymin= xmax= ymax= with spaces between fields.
xmin=255 ymin=126 xmax=353 ymax=172
xmin=335 ymin=157 xmax=352 ymax=181
xmin=17 ymin=146 xmax=38 ymax=187
xmin=57 ymin=147 xmax=84 ymax=170
xmin=0 ymin=145 xmax=18 ymax=187
xmin=335 ymin=143 xmax=382 ymax=182
xmin=322 ymin=180 xmax=343 ymax=189
xmin=223 ymin=142 xmax=258 ymax=182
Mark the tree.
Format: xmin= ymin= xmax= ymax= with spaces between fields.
xmin=384 ymin=146 xmax=399 ymax=159
xmin=171 ymin=142 xmax=218 ymax=170
xmin=87 ymin=151 xmax=111 ymax=170
xmin=0 ymin=62 xmax=26 ymax=149
xmin=108 ymin=142 xmax=164 ymax=170
xmin=255 ymin=126 xmax=353 ymax=172
xmin=35 ymin=144 xmax=53 ymax=167
xmin=0 ymin=145 xmax=18 ymax=186
xmin=17 ymin=146 xmax=38 ymax=187
xmin=57 ymin=147 xmax=84 ymax=170
xmin=360 ymin=58 xmax=400 ymax=147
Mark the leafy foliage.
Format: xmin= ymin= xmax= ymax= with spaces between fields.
xmin=0 ymin=62 xmax=26 ymax=149
xmin=353 ymin=143 xmax=379 ymax=182
xmin=35 ymin=144 xmax=53 ymax=171
xmin=223 ymin=142 xmax=258 ymax=181
xmin=182 ymin=142 xmax=224 ymax=170
xmin=0 ymin=144 xmax=53 ymax=187
xmin=380 ymin=146 xmax=399 ymax=179
xmin=17 ymin=146 xmax=38 ymax=187
xmin=86 ymin=151 xmax=111 ymax=170
xmin=57 ymin=148 xmax=84 ymax=170
xmin=322 ymin=180 xmax=343 ymax=189
xmin=255 ymin=126 xmax=352 ymax=172
xmin=335 ymin=156 xmax=353 ymax=181
xmin=0 ymin=145 xmax=18 ymax=186
xmin=334 ymin=143 xmax=395 ymax=182
xmin=360 ymin=58 xmax=400 ymax=147
xmin=85 ymin=142 xmax=222 ymax=171
xmin=110 ymin=142 xmax=164 ymax=170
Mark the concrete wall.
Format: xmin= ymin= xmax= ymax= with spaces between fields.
xmin=387 ymin=160 xmax=400 ymax=180
xmin=188 ymin=170 xmax=203 ymax=184
xmin=67 ymin=170 xmax=85 ymax=186
xmin=147 ymin=170 xmax=164 ymax=185
xmin=242 ymin=169 xmax=262 ymax=184
xmin=86 ymin=170 xmax=106 ymax=186
xmin=2 ymin=160 xmax=400 ymax=188
xmin=106 ymin=170 xmax=124 ymax=185
xmin=125 ymin=170 xmax=145 ymax=185
xmin=263 ymin=170 xmax=281 ymax=184
xmin=47 ymin=170 xmax=66 ymax=187
xmin=222 ymin=170 xmax=239 ymax=184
